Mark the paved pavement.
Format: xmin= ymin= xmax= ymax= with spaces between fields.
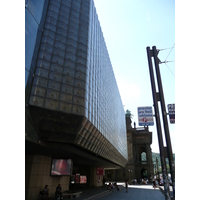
xmin=62 ymin=184 xmax=165 ymax=200
xmin=160 ymin=186 xmax=174 ymax=200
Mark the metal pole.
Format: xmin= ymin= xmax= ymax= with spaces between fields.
xmin=152 ymin=46 xmax=175 ymax=199
xmin=146 ymin=47 xmax=171 ymax=200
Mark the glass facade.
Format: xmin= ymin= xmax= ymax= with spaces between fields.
xmin=25 ymin=0 xmax=48 ymax=87
xmin=27 ymin=0 xmax=128 ymax=166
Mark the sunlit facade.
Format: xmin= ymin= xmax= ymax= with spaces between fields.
xmin=26 ymin=0 xmax=127 ymax=167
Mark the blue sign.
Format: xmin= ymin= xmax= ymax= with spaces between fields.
xmin=138 ymin=107 xmax=154 ymax=126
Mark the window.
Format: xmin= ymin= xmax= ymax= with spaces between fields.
xmin=141 ymin=152 xmax=147 ymax=162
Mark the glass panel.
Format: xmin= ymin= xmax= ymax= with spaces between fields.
xmin=46 ymin=89 xmax=60 ymax=100
xmin=44 ymin=99 xmax=59 ymax=110
xmin=61 ymin=84 xmax=73 ymax=94
xmin=43 ymin=29 xmax=55 ymax=39
xmin=49 ymin=71 xmax=62 ymax=82
xmin=59 ymin=102 xmax=72 ymax=113
xmin=25 ymin=69 xmax=30 ymax=87
xmin=25 ymin=9 xmax=38 ymax=71
xmin=29 ymin=95 xmax=44 ymax=107
xmin=40 ymin=43 xmax=53 ymax=54
xmin=50 ymin=63 xmax=63 ymax=74
xmin=48 ymin=80 xmax=61 ymax=91
xmin=60 ymin=93 xmax=73 ymax=103
xmin=63 ymin=67 xmax=75 ymax=77
xmin=33 ymin=76 xmax=48 ymax=88
xmin=27 ymin=0 xmax=45 ymax=24
xmin=31 ymin=85 xmax=46 ymax=97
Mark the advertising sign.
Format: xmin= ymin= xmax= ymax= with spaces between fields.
xmin=138 ymin=107 xmax=154 ymax=126
xmin=167 ymin=104 xmax=175 ymax=124
xmin=80 ymin=175 xmax=87 ymax=184
xmin=50 ymin=159 xmax=72 ymax=176
xmin=96 ymin=168 xmax=104 ymax=175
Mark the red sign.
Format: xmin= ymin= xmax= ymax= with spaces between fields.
xmin=96 ymin=168 xmax=104 ymax=175
xmin=80 ymin=175 xmax=87 ymax=184
xmin=75 ymin=174 xmax=80 ymax=183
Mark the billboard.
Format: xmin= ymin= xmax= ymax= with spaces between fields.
xmin=138 ymin=107 xmax=154 ymax=126
xmin=50 ymin=159 xmax=72 ymax=176
xmin=167 ymin=104 xmax=175 ymax=124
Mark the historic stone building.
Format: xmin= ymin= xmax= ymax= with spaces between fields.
xmin=104 ymin=113 xmax=154 ymax=183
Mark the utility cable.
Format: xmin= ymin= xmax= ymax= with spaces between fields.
xmin=165 ymin=62 xmax=175 ymax=77
xmin=158 ymin=44 xmax=175 ymax=77
xmin=164 ymin=43 xmax=175 ymax=63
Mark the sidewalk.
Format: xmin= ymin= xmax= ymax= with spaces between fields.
xmin=59 ymin=184 xmax=165 ymax=200
xmin=159 ymin=186 xmax=174 ymax=200
xmin=74 ymin=186 xmax=112 ymax=200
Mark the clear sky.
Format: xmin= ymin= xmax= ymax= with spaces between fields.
xmin=93 ymin=0 xmax=175 ymax=153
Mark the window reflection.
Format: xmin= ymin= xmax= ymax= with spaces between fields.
xmin=25 ymin=9 xmax=38 ymax=72
xmin=26 ymin=0 xmax=45 ymax=24
xmin=27 ymin=0 xmax=128 ymax=162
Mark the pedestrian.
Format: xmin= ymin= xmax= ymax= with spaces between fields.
xmin=108 ymin=183 xmax=112 ymax=191
xmin=111 ymin=182 xmax=115 ymax=191
xmin=125 ymin=180 xmax=128 ymax=193
xmin=102 ymin=176 xmax=106 ymax=187
xmin=55 ymin=184 xmax=63 ymax=199
xmin=42 ymin=185 xmax=49 ymax=199
xmin=152 ymin=179 xmax=156 ymax=189
xmin=114 ymin=182 xmax=119 ymax=191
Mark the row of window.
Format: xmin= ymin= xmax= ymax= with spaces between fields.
xmin=31 ymin=85 xmax=86 ymax=104
xmin=48 ymin=1 xmax=89 ymax=23
xmin=28 ymin=0 xmax=127 ymax=161
xmin=38 ymin=49 xmax=87 ymax=65
xmin=87 ymin=2 xmax=127 ymax=159
xmin=29 ymin=95 xmax=87 ymax=115
xmin=35 ymin=67 xmax=87 ymax=83
xmin=42 ymin=31 xmax=88 ymax=49
xmin=33 ymin=75 xmax=87 ymax=90
xmin=37 ymin=58 xmax=87 ymax=73
xmin=40 ymin=39 xmax=87 ymax=56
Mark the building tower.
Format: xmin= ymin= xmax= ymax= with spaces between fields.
xmin=25 ymin=0 xmax=127 ymax=199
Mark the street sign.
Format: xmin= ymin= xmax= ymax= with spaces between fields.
xmin=167 ymin=104 xmax=175 ymax=124
xmin=138 ymin=106 xmax=154 ymax=126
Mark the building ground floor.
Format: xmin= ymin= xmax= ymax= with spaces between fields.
xmin=25 ymin=154 xmax=105 ymax=200
xmin=104 ymin=163 xmax=154 ymax=184
xmin=25 ymin=154 xmax=153 ymax=199
xmin=25 ymin=139 xmax=123 ymax=200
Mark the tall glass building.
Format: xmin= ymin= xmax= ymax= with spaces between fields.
xmin=26 ymin=0 xmax=127 ymax=179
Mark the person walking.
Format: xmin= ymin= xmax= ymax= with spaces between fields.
xmin=102 ymin=176 xmax=106 ymax=187
xmin=153 ymin=179 xmax=156 ymax=189
xmin=125 ymin=180 xmax=128 ymax=193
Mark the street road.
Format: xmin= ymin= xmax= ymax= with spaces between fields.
xmin=94 ymin=185 xmax=165 ymax=200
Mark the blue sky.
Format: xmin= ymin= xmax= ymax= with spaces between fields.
xmin=93 ymin=0 xmax=175 ymax=153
